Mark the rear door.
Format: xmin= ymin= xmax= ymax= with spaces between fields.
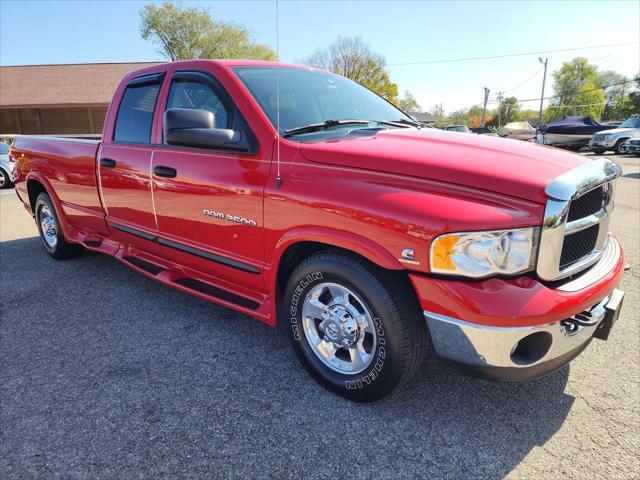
xmin=99 ymin=73 xmax=164 ymax=252
xmin=151 ymin=70 xmax=270 ymax=291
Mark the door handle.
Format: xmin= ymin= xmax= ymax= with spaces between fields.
xmin=100 ymin=158 xmax=116 ymax=168
xmin=154 ymin=166 xmax=177 ymax=178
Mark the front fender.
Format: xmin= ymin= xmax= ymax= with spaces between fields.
xmin=273 ymin=225 xmax=405 ymax=272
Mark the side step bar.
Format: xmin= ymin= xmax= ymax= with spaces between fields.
xmin=120 ymin=255 xmax=260 ymax=311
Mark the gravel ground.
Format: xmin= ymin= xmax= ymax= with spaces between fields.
xmin=1 ymin=153 xmax=638 ymax=479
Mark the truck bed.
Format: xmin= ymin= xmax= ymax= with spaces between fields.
xmin=12 ymin=135 xmax=107 ymax=235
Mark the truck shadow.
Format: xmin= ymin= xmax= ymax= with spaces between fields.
xmin=1 ymin=236 xmax=574 ymax=479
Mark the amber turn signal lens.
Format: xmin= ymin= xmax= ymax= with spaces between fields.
xmin=431 ymin=234 xmax=459 ymax=271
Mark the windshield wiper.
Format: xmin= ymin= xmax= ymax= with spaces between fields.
xmin=283 ymin=119 xmax=371 ymax=137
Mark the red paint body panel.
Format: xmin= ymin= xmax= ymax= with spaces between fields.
xmin=410 ymin=237 xmax=624 ymax=328
xmin=299 ymin=128 xmax=589 ymax=203
xmin=10 ymin=59 xmax=623 ymax=332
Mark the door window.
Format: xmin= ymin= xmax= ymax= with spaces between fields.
xmin=166 ymin=79 xmax=229 ymax=129
xmin=113 ymin=81 xmax=161 ymax=143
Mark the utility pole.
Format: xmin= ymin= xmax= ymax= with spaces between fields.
xmin=481 ymin=87 xmax=490 ymax=128
xmin=497 ymin=91 xmax=504 ymax=127
xmin=538 ymin=57 xmax=548 ymax=120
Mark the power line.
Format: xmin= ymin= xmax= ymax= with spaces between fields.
xmin=504 ymin=66 xmax=544 ymax=93
xmin=388 ymin=41 xmax=637 ymax=66
xmin=515 ymin=80 xmax=630 ymax=102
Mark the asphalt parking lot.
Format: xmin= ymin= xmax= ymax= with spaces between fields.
xmin=1 ymin=152 xmax=638 ymax=479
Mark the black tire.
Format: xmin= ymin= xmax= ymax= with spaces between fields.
xmin=613 ymin=139 xmax=629 ymax=155
xmin=0 ymin=168 xmax=11 ymax=189
xmin=591 ymin=148 xmax=607 ymax=155
xmin=34 ymin=192 xmax=82 ymax=260
xmin=281 ymin=251 xmax=428 ymax=402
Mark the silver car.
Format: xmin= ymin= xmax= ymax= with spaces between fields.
xmin=589 ymin=115 xmax=640 ymax=154
xmin=0 ymin=142 xmax=13 ymax=189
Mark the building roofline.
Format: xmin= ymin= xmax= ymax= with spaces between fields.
xmin=0 ymin=61 xmax=162 ymax=68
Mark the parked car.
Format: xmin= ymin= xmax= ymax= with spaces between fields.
xmin=589 ymin=115 xmax=640 ymax=155
xmin=441 ymin=125 xmax=470 ymax=133
xmin=470 ymin=127 xmax=498 ymax=136
xmin=0 ymin=142 xmax=13 ymax=188
xmin=10 ymin=60 xmax=625 ymax=401
xmin=623 ymin=138 xmax=640 ymax=156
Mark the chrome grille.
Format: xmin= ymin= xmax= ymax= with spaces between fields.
xmin=592 ymin=134 xmax=606 ymax=143
xmin=537 ymin=158 xmax=622 ymax=281
xmin=567 ymin=186 xmax=606 ymax=222
xmin=560 ymin=224 xmax=599 ymax=269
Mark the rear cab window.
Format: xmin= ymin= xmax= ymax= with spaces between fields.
xmin=113 ymin=74 xmax=164 ymax=144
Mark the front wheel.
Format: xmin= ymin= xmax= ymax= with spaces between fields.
xmin=613 ymin=139 xmax=629 ymax=155
xmin=282 ymin=251 xmax=428 ymax=402
xmin=35 ymin=192 xmax=82 ymax=259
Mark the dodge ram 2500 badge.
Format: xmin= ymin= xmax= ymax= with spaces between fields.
xmin=10 ymin=60 xmax=625 ymax=401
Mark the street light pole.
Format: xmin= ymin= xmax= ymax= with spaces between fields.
xmin=538 ymin=57 xmax=548 ymax=121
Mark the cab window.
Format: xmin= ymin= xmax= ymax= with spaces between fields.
xmin=166 ymin=79 xmax=229 ymax=129
xmin=113 ymin=78 xmax=162 ymax=143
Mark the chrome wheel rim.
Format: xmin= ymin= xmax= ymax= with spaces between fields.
xmin=0 ymin=170 xmax=5 ymax=187
xmin=301 ymin=282 xmax=377 ymax=375
xmin=39 ymin=205 xmax=57 ymax=248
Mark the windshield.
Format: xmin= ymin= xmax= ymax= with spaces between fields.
xmin=232 ymin=66 xmax=413 ymax=136
xmin=0 ymin=143 xmax=8 ymax=154
xmin=619 ymin=117 xmax=640 ymax=128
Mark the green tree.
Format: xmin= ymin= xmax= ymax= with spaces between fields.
xmin=397 ymin=90 xmax=421 ymax=113
xmin=487 ymin=96 xmax=519 ymax=127
xmin=516 ymin=109 xmax=538 ymax=122
xmin=626 ymin=74 xmax=640 ymax=115
xmin=598 ymin=70 xmax=639 ymax=121
xmin=303 ymin=36 xmax=399 ymax=103
xmin=140 ymin=1 xmax=275 ymax=61
xmin=430 ymin=104 xmax=446 ymax=123
xmin=545 ymin=57 xmax=606 ymax=121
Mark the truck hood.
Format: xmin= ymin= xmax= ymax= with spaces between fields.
xmin=298 ymin=128 xmax=589 ymax=203
xmin=596 ymin=127 xmax=639 ymax=136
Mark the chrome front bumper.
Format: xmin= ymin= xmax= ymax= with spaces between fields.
xmin=590 ymin=140 xmax=615 ymax=148
xmin=424 ymin=288 xmax=624 ymax=381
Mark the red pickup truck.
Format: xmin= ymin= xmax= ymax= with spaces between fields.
xmin=10 ymin=60 xmax=625 ymax=401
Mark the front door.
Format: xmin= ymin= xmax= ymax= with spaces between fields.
xmin=99 ymin=73 xmax=165 ymax=253
xmin=152 ymin=70 xmax=270 ymax=291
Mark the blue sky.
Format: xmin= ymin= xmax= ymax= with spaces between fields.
xmin=1 ymin=0 xmax=638 ymax=112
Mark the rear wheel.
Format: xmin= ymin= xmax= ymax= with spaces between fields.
xmin=282 ymin=251 xmax=428 ymax=402
xmin=35 ymin=192 xmax=82 ymax=260
xmin=613 ymin=139 xmax=629 ymax=155
xmin=0 ymin=168 xmax=10 ymax=189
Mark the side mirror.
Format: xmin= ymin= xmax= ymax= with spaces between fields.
xmin=163 ymin=108 xmax=248 ymax=151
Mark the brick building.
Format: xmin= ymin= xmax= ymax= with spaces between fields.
xmin=0 ymin=62 xmax=157 ymax=135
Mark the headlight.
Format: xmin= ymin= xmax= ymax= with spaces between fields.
xmin=430 ymin=228 xmax=538 ymax=278
xmin=606 ymin=135 xmax=614 ymax=140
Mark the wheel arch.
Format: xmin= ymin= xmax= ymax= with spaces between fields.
xmin=270 ymin=227 xmax=410 ymax=324
xmin=27 ymin=178 xmax=48 ymax=213
xmin=26 ymin=175 xmax=72 ymax=239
